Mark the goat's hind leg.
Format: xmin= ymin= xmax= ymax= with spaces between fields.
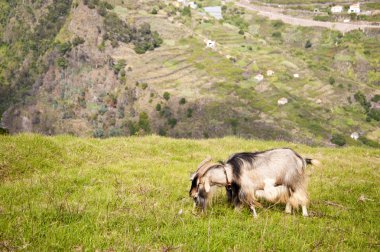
xmin=285 ymin=202 xmax=292 ymax=214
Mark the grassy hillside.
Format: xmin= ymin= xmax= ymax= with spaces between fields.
xmin=0 ymin=134 xmax=379 ymax=250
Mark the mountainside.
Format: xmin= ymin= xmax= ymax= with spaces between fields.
xmin=0 ymin=0 xmax=379 ymax=146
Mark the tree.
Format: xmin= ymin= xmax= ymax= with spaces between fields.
xmin=163 ymin=92 xmax=170 ymax=101
xmin=331 ymin=134 xmax=346 ymax=146
xmin=179 ymin=98 xmax=186 ymax=105
xmin=305 ymin=40 xmax=312 ymax=48
xmin=329 ymin=76 xmax=335 ymax=85
xmin=138 ymin=112 xmax=151 ymax=133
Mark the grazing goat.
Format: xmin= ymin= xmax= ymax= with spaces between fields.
xmin=189 ymin=148 xmax=320 ymax=217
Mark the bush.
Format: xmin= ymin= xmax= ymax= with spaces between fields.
xmin=151 ymin=8 xmax=158 ymax=14
xmin=305 ymin=40 xmax=312 ymax=48
xmin=354 ymin=91 xmax=370 ymax=112
xmin=179 ymin=98 xmax=186 ymax=105
xmin=368 ymin=109 xmax=380 ymax=121
xmin=181 ymin=6 xmax=191 ymax=17
xmin=359 ymin=136 xmax=380 ymax=148
xmin=72 ymin=36 xmax=85 ymax=46
xmin=329 ymin=76 xmax=335 ymax=85
xmin=331 ymin=133 xmax=346 ymax=146
xmin=156 ymin=103 xmax=161 ymax=111
xmin=187 ymin=108 xmax=193 ymax=118
xmin=272 ymin=32 xmax=281 ymax=38
xmin=57 ymin=41 xmax=72 ymax=55
xmin=238 ymin=29 xmax=244 ymax=35
xmin=168 ymin=118 xmax=177 ymax=128
xmin=371 ymin=94 xmax=380 ymax=103
xmin=56 ymin=57 xmax=68 ymax=69
xmin=93 ymin=128 xmax=105 ymax=138
xmin=138 ymin=112 xmax=151 ymax=133
xmin=163 ymin=92 xmax=170 ymax=101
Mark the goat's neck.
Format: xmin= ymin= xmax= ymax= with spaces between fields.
xmin=207 ymin=165 xmax=232 ymax=187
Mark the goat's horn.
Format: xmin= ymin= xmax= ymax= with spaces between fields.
xmin=189 ymin=156 xmax=212 ymax=180
xmin=197 ymin=156 xmax=212 ymax=170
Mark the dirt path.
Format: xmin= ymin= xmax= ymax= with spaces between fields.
xmin=250 ymin=0 xmax=379 ymax=7
xmin=236 ymin=0 xmax=380 ymax=33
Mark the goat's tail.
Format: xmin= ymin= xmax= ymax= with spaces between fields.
xmin=305 ymin=158 xmax=321 ymax=167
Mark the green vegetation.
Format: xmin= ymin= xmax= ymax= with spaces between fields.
xmin=331 ymin=133 xmax=346 ymax=146
xmin=163 ymin=92 xmax=171 ymax=101
xmin=0 ymin=134 xmax=379 ymax=250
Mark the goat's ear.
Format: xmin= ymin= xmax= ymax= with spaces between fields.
xmin=189 ymin=173 xmax=196 ymax=181
xmin=204 ymin=178 xmax=211 ymax=193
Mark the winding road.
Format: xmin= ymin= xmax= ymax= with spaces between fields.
xmin=236 ymin=0 xmax=380 ymax=33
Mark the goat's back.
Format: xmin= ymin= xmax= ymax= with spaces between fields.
xmin=227 ymin=148 xmax=305 ymax=189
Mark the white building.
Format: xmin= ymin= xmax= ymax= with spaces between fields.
xmin=205 ymin=40 xmax=216 ymax=49
xmin=204 ymin=6 xmax=223 ymax=20
xmin=266 ymin=70 xmax=274 ymax=76
xmin=277 ymin=97 xmax=288 ymax=105
xmin=254 ymin=74 xmax=264 ymax=82
xmin=350 ymin=132 xmax=359 ymax=140
xmin=331 ymin=5 xmax=343 ymax=13
xmin=293 ymin=73 xmax=299 ymax=78
xmin=348 ymin=3 xmax=360 ymax=14
xmin=189 ymin=2 xmax=197 ymax=9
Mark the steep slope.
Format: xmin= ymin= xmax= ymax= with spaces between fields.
xmin=1 ymin=0 xmax=379 ymax=146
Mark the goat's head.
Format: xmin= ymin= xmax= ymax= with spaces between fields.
xmin=189 ymin=157 xmax=224 ymax=210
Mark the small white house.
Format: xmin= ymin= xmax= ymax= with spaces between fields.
xmin=254 ymin=74 xmax=264 ymax=82
xmin=343 ymin=19 xmax=350 ymax=23
xmin=331 ymin=5 xmax=343 ymax=13
xmin=293 ymin=73 xmax=299 ymax=78
xmin=189 ymin=1 xmax=197 ymax=9
xmin=266 ymin=70 xmax=274 ymax=76
xmin=350 ymin=132 xmax=359 ymax=140
xmin=348 ymin=3 xmax=360 ymax=14
xmin=277 ymin=97 xmax=288 ymax=105
xmin=205 ymin=40 xmax=216 ymax=49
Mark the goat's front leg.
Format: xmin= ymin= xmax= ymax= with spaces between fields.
xmin=302 ymin=205 xmax=308 ymax=217
xmin=249 ymin=204 xmax=258 ymax=218
xmin=285 ymin=202 xmax=292 ymax=214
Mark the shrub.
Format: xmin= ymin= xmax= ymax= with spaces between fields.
xmin=272 ymin=32 xmax=281 ymax=38
xmin=72 ymin=36 xmax=85 ymax=46
xmin=179 ymin=98 xmax=186 ymax=105
xmin=156 ymin=103 xmax=161 ymax=111
xmin=168 ymin=118 xmax=177 ymax=128
xmin=329 ymin=76 xmax=335 ymax=85
xmin=371 ymin=94 xmax=380 ymax=103
xmin=238 ymin=29 xmax=244 ymax=35
xmin=305 ymin=40 xmax=312 ymax=48
xmin=98 ymin=104 xmax=108 ymax=115
xmin=57 ymin=41 xmax=72 ymax=55
xmin=56 ymin=57 xmax=68 ymax=69
xmin=187 ymin=108 xmax=193 ymax=118
xmin=359 ymin=136 xmax=380 ymax=148
xmin=109 ymin=127 xmax=122 ymax=137
xmin=368 ymin=109 xmax=380 ymax=121
xmin=181 ymin=6 xmax=191 ymax=17
xmin=354 ymin=91 xmax=370 ymax=112
xmin=93 ymin=128 xmax=105 ymax=138
xmin=141 ymin=83 xmax=148 ymax=90
xmin=151 ymin=8 xmax=158 ymax=14
xmin=272 ymin=20 xmax=284 ymax=28
xmin=163 ymin=92 xmax=170 ymax=101
xmin=331 ymin=133 xmax=346 ymax=146
xmin=138 ymin=112 xmax=151 ymax=133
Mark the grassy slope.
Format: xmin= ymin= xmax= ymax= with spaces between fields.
xmin=0 ymin=134 xmax=379 ymax=251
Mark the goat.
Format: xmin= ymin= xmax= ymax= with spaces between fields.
xmin=189 ymin=148 xmax=320 ymax=217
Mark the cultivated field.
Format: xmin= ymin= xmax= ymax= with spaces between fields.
xmin=0 ymin=134 xmax=379 ymax=250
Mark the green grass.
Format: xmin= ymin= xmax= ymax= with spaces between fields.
xmin=1 ymin=134 xmax=379 ymax=251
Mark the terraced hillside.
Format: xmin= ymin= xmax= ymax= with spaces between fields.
xmin=0 ymin=0 xmax=379 ymax=146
